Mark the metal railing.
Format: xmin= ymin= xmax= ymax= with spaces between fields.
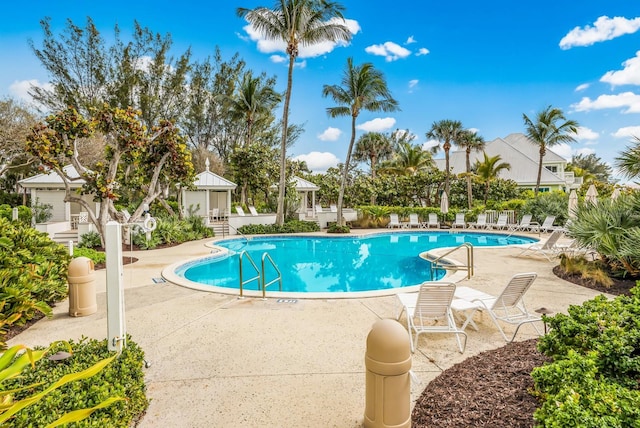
xmin=430 ymin=243 xmax=474 ymax=280
xmin=238 ymin=250 xmax=282 ymax=299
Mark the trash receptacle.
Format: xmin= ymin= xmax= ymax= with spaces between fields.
xmin=68 ymin=256 xmax=97 ymax=317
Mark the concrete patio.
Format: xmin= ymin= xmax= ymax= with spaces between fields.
xmin=9 ymin=231 xmax=609 ymax=427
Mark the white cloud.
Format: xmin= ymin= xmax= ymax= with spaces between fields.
xmin=552 ymin=143 xmax=574 ymax=160
xmin=356 ymin=117 xmax=396 ymax=132
xmin=408 ymin=79 xmax=419 ymax=92
xmin=575 ymin=147 xmax=596 ymax=157
xmin=405 ymin=36 xmax=416 ymax=44
xmin=270 ymin=55 xmax=287 ymax=63
xmin=317 ymin=127 xmax=342 ymax=141
xmin=559 ymin=16 xmax=640 ymax=49
xmin=571 ymin=92 xmax=640 ymax=113
xmin=365 ymin=41 xmax=411 ymax=62
xmin=241 ymin=18 xmax=360 ymax=59
xmin=416 ymin=48 xmax=430 ymax=56
xmin=575 ymin=126 xmax=599 ymax=141
xmin=293 ymin=152 xmax=340 ymax=173
xmin=422 ymin=139 xmax=440 ymax=151
xmin=9 ymin=79 xmax=52 ymax=102
xmin=575 ymin=83 xmax=590 ymax=91
xmin=601 ymin=51 xmax=640 ymax=86
xmin=612 ymin=126 xmax=640 ymax=138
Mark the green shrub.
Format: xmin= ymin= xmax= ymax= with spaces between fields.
xmin=78 ymin=231 xmax=102 ymax=249
xmin=238 ymin=220 xmax=320 ymax=235
xmin=0 ymin=218 xmax=70 ymax=346
xmin=0 ymin=204 xmax=31 ymax=225
xmin=73 ymin=247 xmax=106 ymax=265
xmin=327 ymin=224 xmax=350 ymax=233
xmin=532 ymin=286 xmax=640 ymax=426
xmin=31 ymin=198 xmax=53 ymax=223
xmin=2 ymin=336 xmax=149 ymax=427
xmin=523 ymin=191 xmax=569 ymax=225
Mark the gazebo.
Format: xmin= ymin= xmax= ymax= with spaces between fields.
xmin=181 ymin=159 xmax=237 ymax=222
xmin=292 ymin=176 xmax=320 ymax=218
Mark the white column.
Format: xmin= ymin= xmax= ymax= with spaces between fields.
xmin=105 ymin=221 xmax=126 ymax=352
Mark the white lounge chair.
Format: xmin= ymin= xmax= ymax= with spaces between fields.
xmin=387 ymin=213 xmax=402 ymax=228
xmin=425 ymin=213 xmax=440 ymax=228
xmin=453 ymin=272 xmax=542 ymax=342
xmin=248 ymin=206 xmax=259 ymax=216
xmin=451 ymin=213 xmax=466 ymax=229
xmin=468 ymin=213 xmax=487 ymax=229
xmin=396 ymin=282 xmax=467 ymax=353
xmin=487 ymin=213 xmax=509 ymax=230
xmin=517 ymin=229 xmax=564 ymax=261
xmin=508 ymin=214 xmax=537 ymax=232
xmin=235 ymin=206 xmax=246 ymax=216
xmin=538 ymin=215 xmax=557 ymax=233
xmin=405 ymin=213 xmax=422 ymax=228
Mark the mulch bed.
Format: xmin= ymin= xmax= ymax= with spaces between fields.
xmin=411 ymin=268 xmax=639 ymax=427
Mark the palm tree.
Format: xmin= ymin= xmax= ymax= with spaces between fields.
xmin=352 ymin=132 xmax=392 ymax=179
xmin=226 ymin=71 xmax=281 ymax=147
xmin=475 ymin=153 xmax=511 ymax=205
xmin=322 ymin=57 xmax=399 ymax=226
xmin=522 ymin=105 xmax=578 ymax=195
xmin=456 ymin=130 xmax=485 ymax=209
xmin=379 ymin=141 xmax=434 ymax=176
xmin=615 ymin=136 xmax=640 ymax=180
xmin=237 ymin=1 xmax=352 ymax=225
xmin=426 ymin=119 xmax=464 ymax=196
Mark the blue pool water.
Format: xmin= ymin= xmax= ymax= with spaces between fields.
xmin=175 ymin=232 xmax=536 ymax=294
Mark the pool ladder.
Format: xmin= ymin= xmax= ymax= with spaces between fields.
xmin=430 ymin=243 xmax=474 ymax=280
xmin=238 ymin=251 xmax=282 ymax=299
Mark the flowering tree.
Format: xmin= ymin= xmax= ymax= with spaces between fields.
xmin=26 ymin=105 xmax=194 ymax=246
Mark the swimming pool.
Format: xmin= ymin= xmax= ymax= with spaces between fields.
xmin=166 ymin=231 xmax=536 ymax=297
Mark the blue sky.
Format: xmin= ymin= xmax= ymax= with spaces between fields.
xmin=2 ymin=1 xmax=640 ymax=180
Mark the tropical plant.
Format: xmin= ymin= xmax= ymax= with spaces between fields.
xmin=352 ymin=132 xmax=392 ymax=180
xmin=379 ymin=141 xmax=434 ymax=176
xmin=522 ymin=191 xmax=569 ymax=226
xmin=0 ymin=98 xmax=38 ymax=177
xmin=237 ymin=0 xmax=352 ymax=226
xmin=474 ymin=153 xmax=511 ymax=204
xmin=73 ymin=247 xmax=106 ymax=265
xmin=31 ymin=198 xmax=53 ymax=224
xmin=455 ymin=129 xmax=485 ymax=209
xmin=567 ymin=153 xmax=613 ymax=183
xmin=426 ymin=119 xmax=464 ymax=196
xmin=0 ymin=218 xmax=69 ymax=345
xmin=615 ymin=135 xmax=640 ymax=180
xmin=78 ymin=231 xmax=102 ymax=249
xmin=322 ymin=57 xmax=399 ymax=226
xmin=522 ymin=106 xmax=578 ymax=195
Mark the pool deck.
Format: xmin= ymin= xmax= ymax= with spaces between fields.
xmin=9 ymin=229 xmax=610 ymax=427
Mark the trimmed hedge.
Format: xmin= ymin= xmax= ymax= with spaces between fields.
xmin=238 ymin=220 xmax=320 ymax=235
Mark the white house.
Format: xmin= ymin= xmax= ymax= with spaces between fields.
xmin=434 ymin=133 xmax=582 ymax=192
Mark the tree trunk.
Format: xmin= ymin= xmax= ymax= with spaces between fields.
xmin=535 ymin=148 xmax=545 ymax=196
xmin=444 ymin=141 xmax=451 ymax=196
xmin=370 ymin=155 xmax=377 ymax=205
xmin=276 ymin=56 xmax=295 ymax=226
xmin=466 ymin=149 xmax=472 ymax=209
xmin=338 ymin=115 xmax=358 ymax=227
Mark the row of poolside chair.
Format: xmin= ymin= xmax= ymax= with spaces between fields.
xmin=388 ymin=212 xmax=564 ymax=233
xmin=396 ymin=272 xmax=542 ymax=353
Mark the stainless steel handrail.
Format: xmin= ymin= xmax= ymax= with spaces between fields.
xmin=238 ymin=251 xmax=261 ymax=298
xmin=261 ymin=252 xmax=282 ymax=299
xmin=430 ymin=243 xmax=474 ymax=280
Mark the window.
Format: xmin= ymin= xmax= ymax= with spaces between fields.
xmin=545 ymin=165 xmax=558 ymax=173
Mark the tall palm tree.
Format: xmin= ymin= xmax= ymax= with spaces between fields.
xmin=322 ymin=57 xmax=399 ymax=226
xmin=426 ymin=119 xmax=464 ymax=196
xmin=475 ymin=153 xmax=511 ymax=205
xmin=226 ymin=71 xmax=281 ymax=147
xmin=522 ymin=105 xmax=578 ymax=195
xmin=237 ymin=1 xmax=352 ymax=225
xmin=456 ymin=130 xmax=485 ymax=209
xmin=379 ymin=141 xmax=434 ymax=176
xmin=615 ymin=136 xmax=640 ymax=180
xmin=352 ymin=132 xmax=392 ymax=179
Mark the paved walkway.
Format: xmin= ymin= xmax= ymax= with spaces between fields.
xmin=9 ymin=231 xmax=608 ymax=427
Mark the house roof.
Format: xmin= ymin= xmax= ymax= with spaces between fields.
xmin=434 ymin=136 xmax=566 ymax=186
xmin=292 ymin=176 xmax=320 ymax=191
xmin=502 ymin=133 xmax=567 ymax=163
xmin=18 ymin=165 xmax=85 ymax=189
xmin=192 ymin=170 xmax=237 ymax=190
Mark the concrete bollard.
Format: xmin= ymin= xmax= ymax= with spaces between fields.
xmin=67 ymin=257 xmax=97 ymax=317
xmin=364 ymin=319 xmax=412 ymax=428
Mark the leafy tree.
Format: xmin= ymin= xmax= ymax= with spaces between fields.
xmin=237 ymin=0 xmax=352 ymax=226
xmin=567 ymin=153 xmax=613 ymax=183
xmin=29 ymin=17 xmax=192 ymax=129
xmin=475 ymin=153 xmax=511 ymax=205
xmin=522 ymin=106 xmax=578 ymax=195
xmin=0 ymin=98 xmax=39 ymax=178
xmin=456 ymin=129 xmax=485 ymax=209
xmin=322 ymin=57 xmax=399 ymax=226
xmin=615 ymin=136 xmax=640 ymax=180
xmin=25 ymin=106 xmax=194 ymax=246
xmin=379 ymin=141 xmax=434 ymax=176
xmin=230 ymin=142 xmax=279 ymax=206
xmin=426 ymin=119 xmax=464 ymax=196
xmin=352 ymin=132 xmax=392 ymax=179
